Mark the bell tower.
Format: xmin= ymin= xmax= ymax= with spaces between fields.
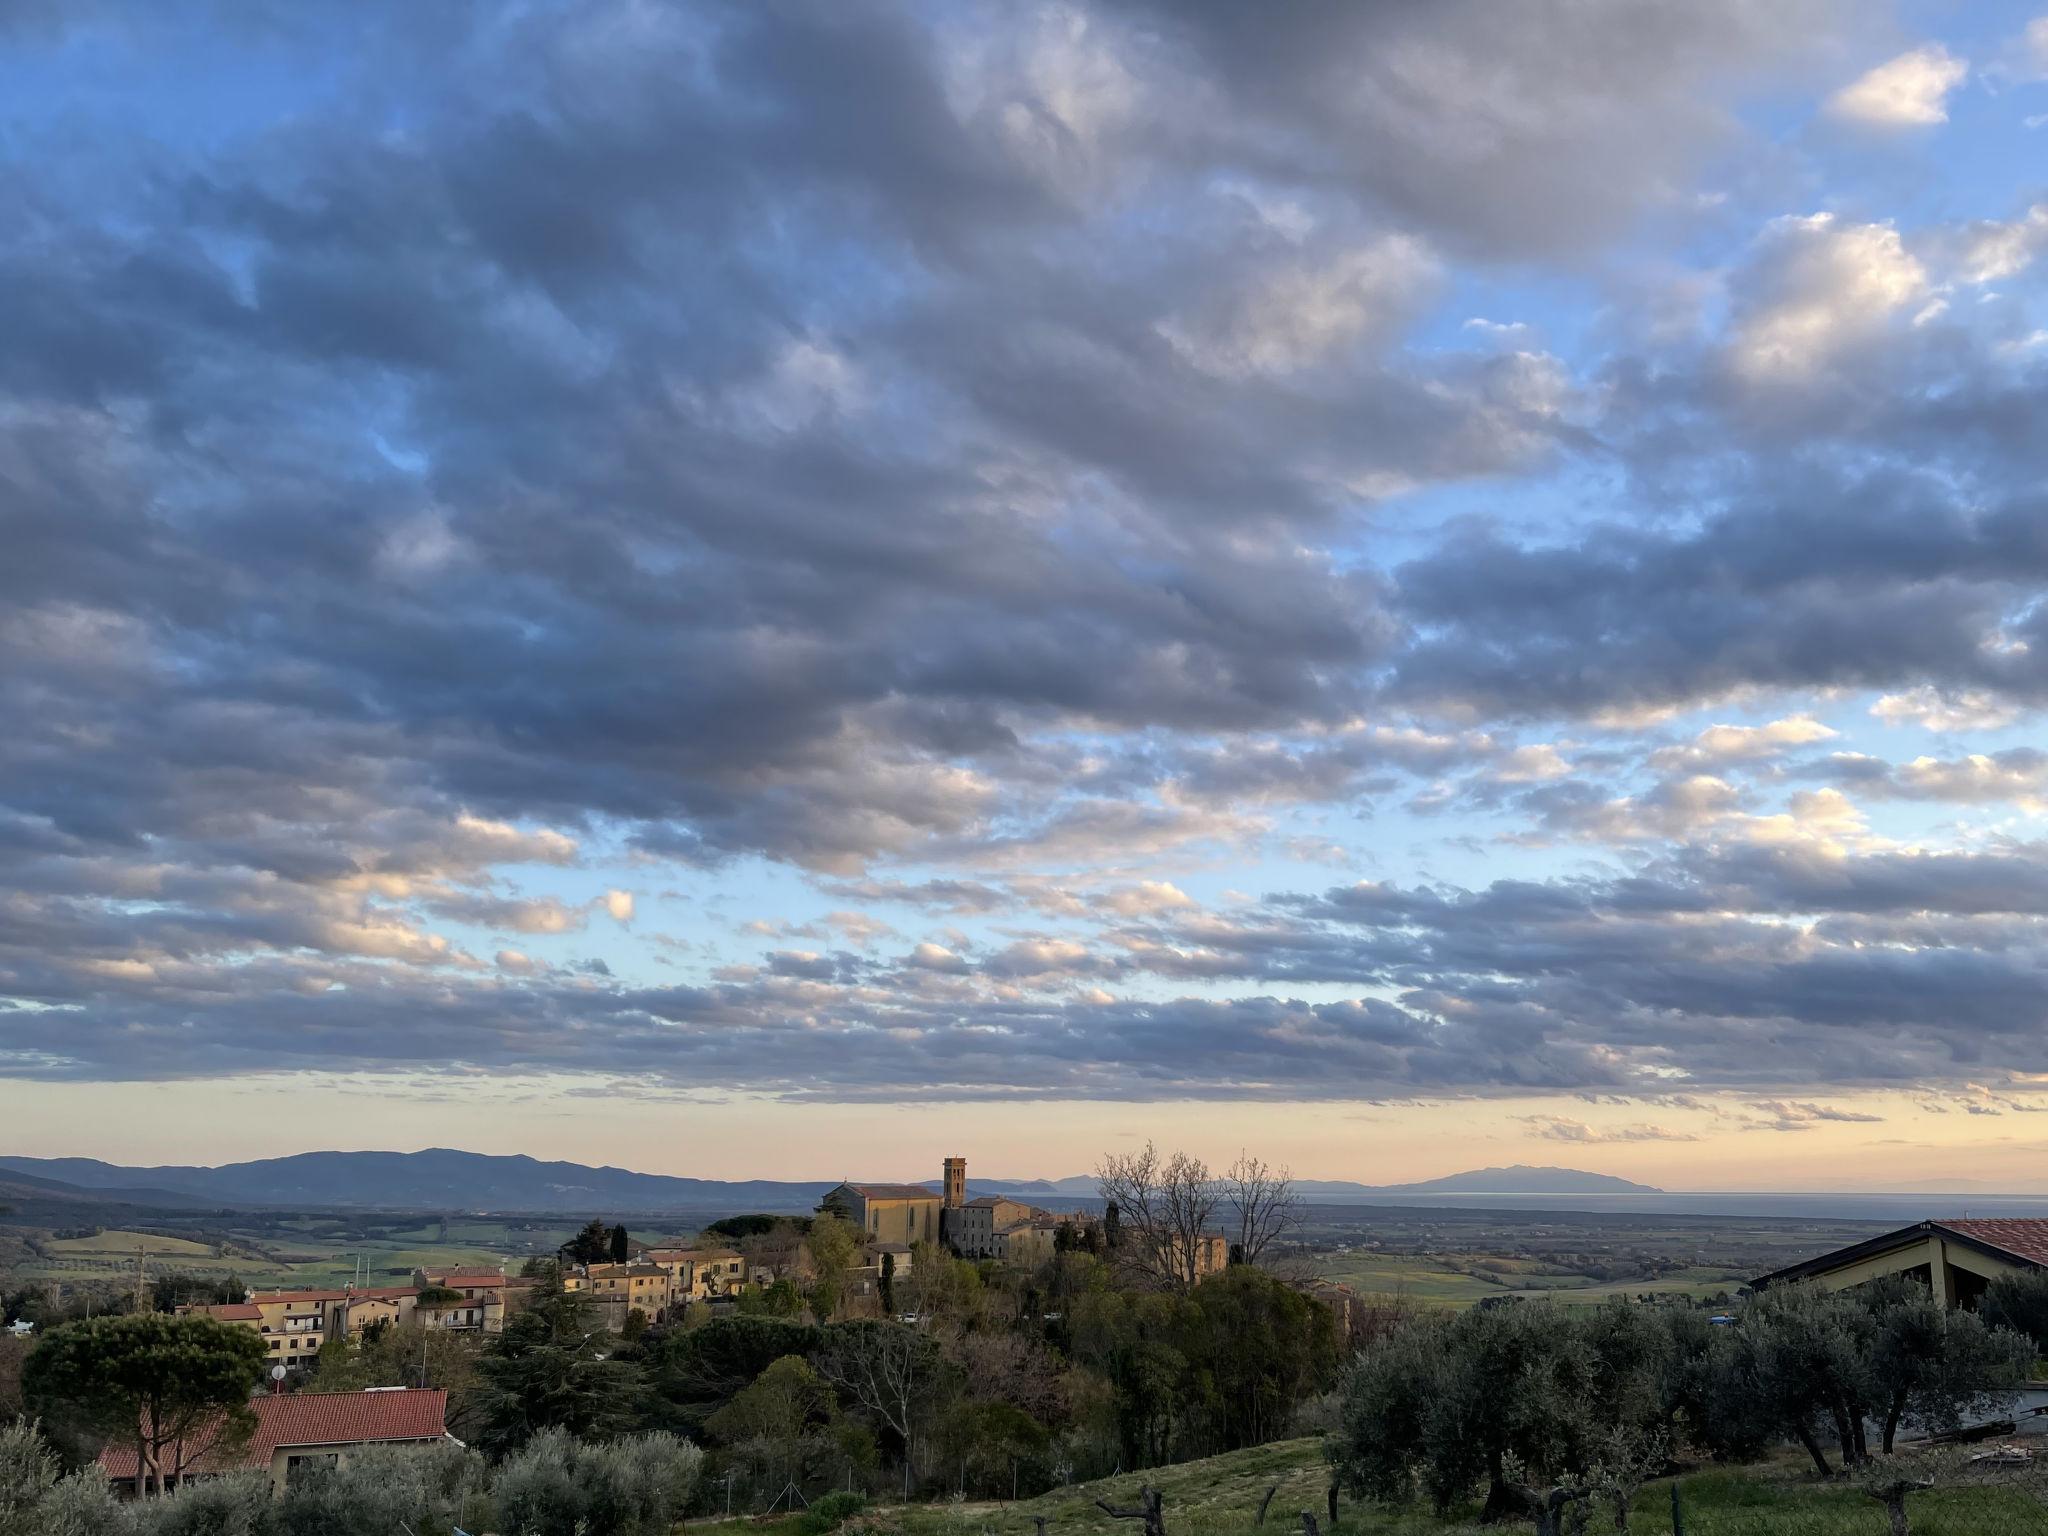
xmin=943 ymin=1155 xmax=966 ymax=1207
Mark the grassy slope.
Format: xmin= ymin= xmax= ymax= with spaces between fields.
xmin=884 ymin=1441 xmax=2048 ymax=1536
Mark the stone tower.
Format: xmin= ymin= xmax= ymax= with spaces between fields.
xmin=943 ymin=1155 xmax=966 ymax=1207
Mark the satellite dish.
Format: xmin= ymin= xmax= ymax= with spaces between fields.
xmin=271 ymin=1364 xmax=287 ymax=1382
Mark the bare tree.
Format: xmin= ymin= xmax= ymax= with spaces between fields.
xmin=817 ymin=1321 xmax=940 ymax=1480
xmin=1221 ymin=1152 xmax=1301 ymax=1266
xmin=1096 ymin=1143 xmax=1219 ymax=1292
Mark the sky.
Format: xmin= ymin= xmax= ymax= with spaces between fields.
xmin=8 ymin=2 xmax=2048 ymax=1191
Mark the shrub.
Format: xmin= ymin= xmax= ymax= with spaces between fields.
xmin=494 ymin=1425 xmax=703 ymax=1536
xmin=270 ymin=1441 xmax=486 ymax=1536
xmin=130 ymin=1472 xmax=271 ymax=1536
xmin=799 ymin=1489 xmax=870 ymax=1534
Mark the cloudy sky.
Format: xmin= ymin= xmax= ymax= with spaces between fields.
xmin=10 ymin=1 xmax=2048 ymax=1189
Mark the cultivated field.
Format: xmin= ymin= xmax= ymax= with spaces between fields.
xmin=1296 ymin=1205 xmax=1889 ymax=1310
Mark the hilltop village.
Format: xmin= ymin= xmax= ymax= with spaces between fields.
xmin=174 ymin=1157 xmax=1242 ymax=1356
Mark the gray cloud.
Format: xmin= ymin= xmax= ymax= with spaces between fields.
xmin=11 ymin=0 xmax=2048 ymax=1107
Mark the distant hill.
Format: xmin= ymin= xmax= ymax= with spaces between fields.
xmin=1370 ymin=1164 xmax=1661 ymax=1195
xmin=0 ymin=1164 xmax=217 ymax=1223
xmin=0 ymin=1151 xmax=1657 ymax=1214
xmin=0 ymin=1150 xmax=840 ymax=1214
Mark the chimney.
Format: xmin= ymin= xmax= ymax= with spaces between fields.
xmin=943 ymin=1156 xmax=966 ymax=1208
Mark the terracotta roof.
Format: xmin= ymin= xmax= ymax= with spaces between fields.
xmin=1937 ymin=1218 xmax=2048 ymax=1266
xmin=429 ymin=1271 xmax=506 ymax=1287
xmin=242 ymin=1286 xmax=417 ymax=1305
xmin=196 ymin=1303 xmax=262 ymax=1322
xmin=845 ymin=1182 xmax=941 ymax=1200
xmin=98 ymin=1389 xmax=447 ymax=1482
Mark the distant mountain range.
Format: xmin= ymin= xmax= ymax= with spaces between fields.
xmin=0 ymin=1149 xmax=1660 ymax=1215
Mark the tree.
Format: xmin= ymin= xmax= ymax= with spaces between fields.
xmin=23 ymin=1312 xmax=267 ymax=1496
xmin=1721 ymin=1283 xmax=1875 ymax=1474
xmin=1185 ymin=1267 xmax=1338 ymax=1451
xmin=705 ymin=1214 xmax=790 ymax=1242
xmin=647 ymin=1316 xmax=825 ymax=1437
xmin=805 ymin=1214 xmax=861 ymax=1324
xmin=879 ymin=1252 xmax=896 ymax=1315
xmin=1328 ymin=1301 xmax=1617 ymax=1518
xmin=0 ymin=1418 xmax=128 ymax=1536
xmin=708 ymin=1355 xmax=850 ymax=1497
xmin=493 ymin=1426 xmax=702 ymax=1536
xmin=1981 ymin=1269 xmax=2048 ymax=1358
xmin=610 ymin=1225 xmax=631 ymax=1265
xmin=271 ymin=1439 xmax=484 ymax=1536
xmin=1095 ymin=1143 xmax=1219 ymax=1293
xmin=1219 ymin=1153 xmax=1301 ymax=1268
xmin=0 ymin=1337 xmax=27 ymax=1421
xmin=818 ymin=1321 xmax=948 ymax=1483
xmin=471 ymin=1277 xmax=646 ymax=1456
xmin=561 ymin=1219 xmax=614 ymax=1266
xmin=1864 ymin=1279 xmax=2029 ymax=1453
xmin=309 ymin=1317 xmax=482 ymax=1406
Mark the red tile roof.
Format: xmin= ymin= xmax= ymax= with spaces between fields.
xmin=195 ymin=1303 xmax=263 ymax=1322
xmin=845 ymin=1182 xmax=941 ymax=1200
xmin=98 ymin=1389 xmax=448 ymax=1482
xmin=1938 ymin=1218 xmax=2048 ymax=1266
xmin=238 ymin=1286 xmax=418 ymax=1305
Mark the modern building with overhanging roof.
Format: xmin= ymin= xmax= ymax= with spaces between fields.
xmin=1751 ymin=1218 xmax=2048 ymax=1309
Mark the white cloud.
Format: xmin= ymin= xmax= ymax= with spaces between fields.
xmin=1958 ymin=205 xmax=2048 ymax=284
xmin=604 ymin=889 xmax=635 ymax=924
xmin=1893 ymin=753 xmax=2048 ymax=807
xmin=1871 ymin=686 xmax=2024 ymax=733
xmin=1649 ymin=715 xmax=1836 ymax=770
xmin=1492 ymin=743 xmax=1573 ymax=783
xmin=1729 ymin=215 xmax=1928 ymax=381
xmin=1825 ymin=44 xmax=1968 ymax=128
xmin=1096 ymin=881 xmax=1196 ymax=917
xmin=1520 ymin=1114 xmax=1697 ymax=1144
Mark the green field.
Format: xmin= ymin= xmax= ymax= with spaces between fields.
xmin=43 ymin=1229 xmax=218 ymax=1258
xmin=6 ymin=1214 xmax=592 ymax=1292
xmin=1313 ymin=1250 xmax=1746 ymax=1308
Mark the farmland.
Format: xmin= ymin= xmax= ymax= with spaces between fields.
xmin=1292 ymin=1203 xmax=1889 ymax=1309
xmin=1 ymin=1211 xmax=595 ymax=1294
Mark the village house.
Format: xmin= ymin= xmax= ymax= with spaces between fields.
xmin=562 ymin=1261 xmax=675 ymax=1325
xmin=640 ymin=1245 xmax=747 ymax=1301
xmin=179 ymin=1286 xmax=419 ymax=1370
xmin=414 ymin=1267 xmax=510 ymax=1333
xmin=1753 ymin=1217 xmax=2048 ymax=1308
xmin=99 ymin=1388 xmax=451 ymax=1498
xmin=994 ymin=1212 xmax=1063 ymax=1268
